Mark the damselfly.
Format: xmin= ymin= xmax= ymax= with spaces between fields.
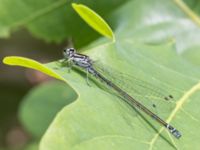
xmin=63 ymin=48 xmax=182 ymax=139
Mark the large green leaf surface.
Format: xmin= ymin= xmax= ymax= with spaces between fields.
xmin=3 ymin=0 xmax=200 ymax=149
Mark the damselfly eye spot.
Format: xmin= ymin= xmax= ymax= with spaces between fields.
xmin=63 ymin=48 xmax=75 ymax=53
xmin=69 ymin=48 xmax=75 ymax=52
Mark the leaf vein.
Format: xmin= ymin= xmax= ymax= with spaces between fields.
xmin=149 ymin=81 xmax=200 ymax=147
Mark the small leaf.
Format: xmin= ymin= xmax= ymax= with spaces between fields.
xmin=0 ymin=1 xmax=126 ymax=47
xmin=3 ymin=56 xmax=63 ymax=81
xmin=72 ymin=3 xmax=115 ymax=41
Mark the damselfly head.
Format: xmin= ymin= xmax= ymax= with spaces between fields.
xmin=63 ymin=48 xmax=76 ymax=58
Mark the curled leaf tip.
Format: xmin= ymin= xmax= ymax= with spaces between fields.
xmin=72 ymin=3 xmax=115 ymax=41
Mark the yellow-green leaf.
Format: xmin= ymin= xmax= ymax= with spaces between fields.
xmin=3 ymin=56 xmax=63 ymax=81
xmin=72 ymin=3 xmax=115 ymax=41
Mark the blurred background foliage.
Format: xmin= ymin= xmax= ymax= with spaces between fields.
xmin=1 ymin=0 xmax=200 ymax=149
xmin=0 ymin=0 xmax=128 ymax=149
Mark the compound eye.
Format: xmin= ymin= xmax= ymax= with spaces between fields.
xmin=69 ymin=48 xmax=75 ymax=52
xmin=63 ymin=49 xmax=67 ymax=53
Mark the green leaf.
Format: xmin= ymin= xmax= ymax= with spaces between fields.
xmin=72 ymin=3 xmax=115 ymax=41
xmin=19 ymin=81 xmax=77 ymax=138
xmin=3 ymin=0 xmax=200 ymax=149
xmin=3 ymin=56 xmax=63 ymax=80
